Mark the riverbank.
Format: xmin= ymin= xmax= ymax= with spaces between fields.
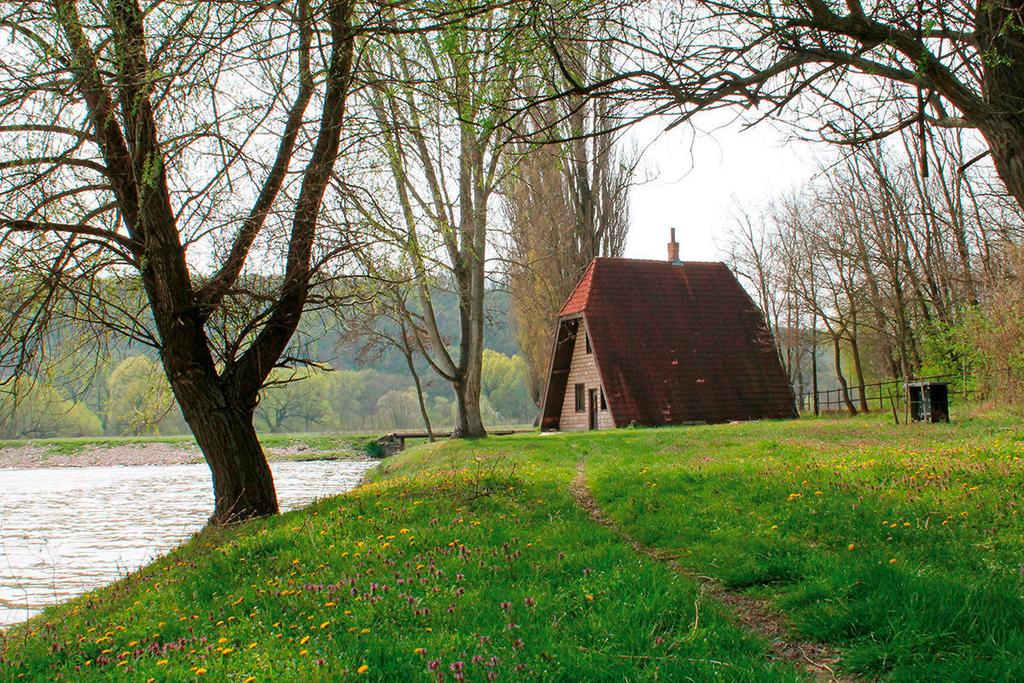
xmin=0 ymin=433 xmax=377 ymax=469
xmin=3 ymin=413 xmax=1023 ymax=680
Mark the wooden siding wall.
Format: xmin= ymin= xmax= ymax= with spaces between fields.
xmin=559 ymin=322 xmax=614 ymax=431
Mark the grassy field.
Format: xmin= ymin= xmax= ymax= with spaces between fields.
xmin=3 ymin=412 xmax=1023 ymax=680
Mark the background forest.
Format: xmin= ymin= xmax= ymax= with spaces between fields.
xmin=0 ymin=290 xmax=533 ymax=438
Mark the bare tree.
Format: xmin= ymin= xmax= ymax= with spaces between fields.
xmin=728 ymin=125 xmax=1022 ymax=410
xmin=563 ymin=1 xmax=1024 ymax=210
xmin=353 ymin=7 xmax=538 ymax=437
xmin=0 ymin=1 xmax=357 ymax=522
xmin=727 ymin=204 xmax=809 ymax=396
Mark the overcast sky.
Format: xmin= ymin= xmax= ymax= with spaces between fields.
xmin=623 ymin=112 xmax=825 ymax=263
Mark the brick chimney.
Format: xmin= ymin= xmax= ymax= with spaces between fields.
xmin=667 ymin=228 xmax=680 ymax=263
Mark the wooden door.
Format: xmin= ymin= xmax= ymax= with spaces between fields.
xmin=588 ymin=388 xmax=599 ymax=430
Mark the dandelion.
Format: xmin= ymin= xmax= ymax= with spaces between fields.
xmin=848 ymin=543 xmax=856 ymax=551
xmin=889 ymin=558 xmax=898 ymax=564
xmin=585 ymin=594 xmax=594 ymax=602
xmin=357 ymin=664 xmax=370 ymax=674
xmin=195 ymin=668 xmax=208 ymax=676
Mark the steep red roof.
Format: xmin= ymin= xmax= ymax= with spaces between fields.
xmin=559 ymin=260 xmax=595 ymax=317
xmin=549 ymin=257 xmax=795 ymax=426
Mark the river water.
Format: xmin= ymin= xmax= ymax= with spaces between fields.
xmin=0 ymin=459 xmax=376 ymax=627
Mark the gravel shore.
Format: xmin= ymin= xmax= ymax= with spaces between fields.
xmin=0 ymin=442 xmax=369 ymax=469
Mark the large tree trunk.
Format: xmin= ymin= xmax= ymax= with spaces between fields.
xmin=190 ymin=402 xmax=278 ymax=524
xmin=980 ymin=119 xmax=1024 ymax=210
xmin=452 ymin=362 xmax=485 ymax=438
xmin=160 ymin=323 xmax=279 ymax=522
xmin=975 ymin=3 xmax=1024 ymax=211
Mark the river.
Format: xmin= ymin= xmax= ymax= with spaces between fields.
xmin=0 ymin=459 xmax=376 ymax=627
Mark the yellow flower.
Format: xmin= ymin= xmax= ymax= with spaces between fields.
xmin=357 ymin=665 xmax=370 ymax=674
xmin=585 ymin=594 xmax=594 ymax=602
xmin=243 ymin=678 xmax=256 ymax=683
xmin=299 ymin=635 xmax=310 ymax=645
xmin=889 ymin=558 xmax=898 ymax=564
xmin=156 ymin=660 xmax=169 ymax=667
xmin=195 ymin=668 xmax=208 ymax=676
xmin=847 ymin=543 xmax=856 ymax=551
xmin=300 ymin=649 xmax=308 ymax=656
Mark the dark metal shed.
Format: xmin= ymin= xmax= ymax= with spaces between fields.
xmin=906 ymin=381 xmax=950 ymax=423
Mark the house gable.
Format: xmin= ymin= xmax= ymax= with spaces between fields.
xmin=557 ymin=317 xmax=614 ymax=431
xmin=540 ymin=315 xmax=615 ymax=431
xmin=542 ymin=257 xmax=796 ymax=430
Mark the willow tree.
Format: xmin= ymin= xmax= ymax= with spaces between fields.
xmin=0 ymin=0 xmax=356 ymax=522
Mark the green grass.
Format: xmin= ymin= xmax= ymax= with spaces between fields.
xmin=0 ymin=440 xmax=796 ymax=681
xmin=583 ymin=413 xmax=1024 ymax=681
xmin=3 ymin=412 xmax=1024 ymax=680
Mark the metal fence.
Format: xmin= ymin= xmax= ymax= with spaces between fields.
xmin=798 ymin=372 xmax=975 ymax=414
